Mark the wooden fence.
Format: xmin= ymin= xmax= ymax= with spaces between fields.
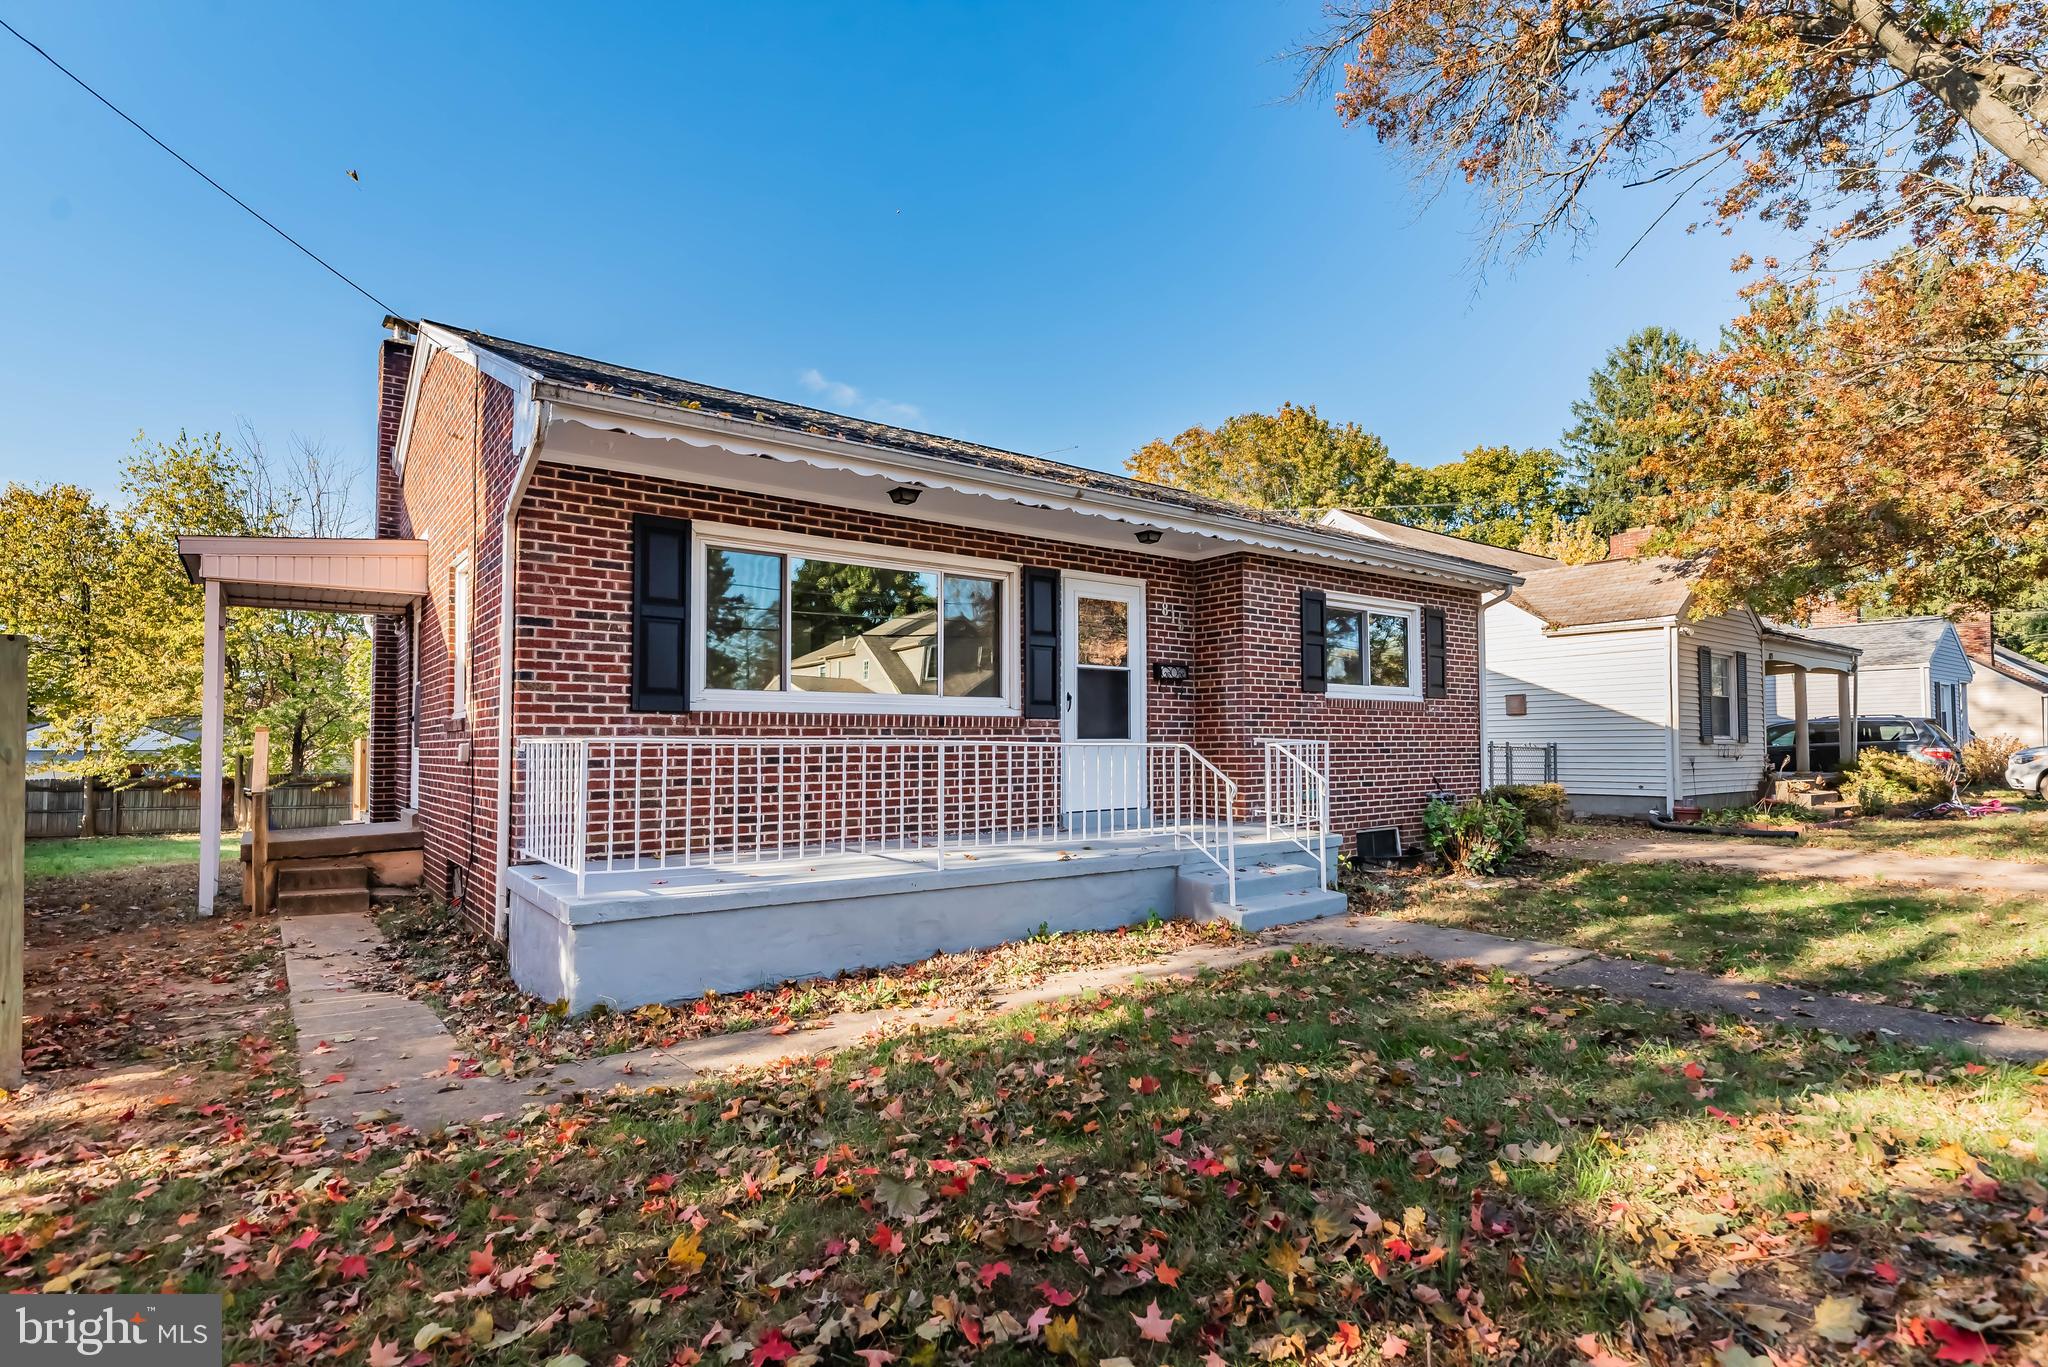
xmin=25 ymin=774 xmax=354 ymax=839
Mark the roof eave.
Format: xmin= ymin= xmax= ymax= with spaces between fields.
xmin=528 ymin=382 xmax=1523 ymax=591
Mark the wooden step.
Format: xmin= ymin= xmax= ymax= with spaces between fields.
xmin=277 ymin=860 xmax=371 ymax=893
xmin=276 ymin=885 xmax=371 ymax=916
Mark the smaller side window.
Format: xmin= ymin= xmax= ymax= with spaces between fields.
xmin=1707 ymin=653 xmax=1734 ymax=738
xmin=451 ymin=557 xmax=473 ymax=721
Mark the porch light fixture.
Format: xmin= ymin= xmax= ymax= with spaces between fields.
xmin=888 ymin=487 xmax=921 ymax=506
xmin=1135 ymin=529 xmax=1163 ymax=544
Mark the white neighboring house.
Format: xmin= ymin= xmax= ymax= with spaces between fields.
xmin=1764 ymin=616 xmax=1974 ymax=743
xmin=1956 ymin=613 xmax=2048 ymax=748
xmin=1319 ymin=512 xmax=1861 ymax=817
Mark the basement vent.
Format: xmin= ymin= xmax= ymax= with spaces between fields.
xmin=1353 ymin=826 xmax=1403 ymax=863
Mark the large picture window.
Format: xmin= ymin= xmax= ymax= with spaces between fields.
xmin=1323 ymin=594 xmax=1420 ymax=699
xmin=694 ymin=526 xmax=1015 ymax=713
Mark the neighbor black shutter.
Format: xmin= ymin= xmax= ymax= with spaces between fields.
xmin=1696 ymin=644 xmax=1713 ymax=743
xmin=632 ymin=514 xmax=692 ymax=712
xmin=1300 ymin=588 xmax=1327 ymax=694
xmin=1023 ymin=567 xmax=1060 ymax=720
xmin=1734 ymin=651 xmax=1750 ymax=741
xmin=1423 ymin=606 xmax=1448 ymax=698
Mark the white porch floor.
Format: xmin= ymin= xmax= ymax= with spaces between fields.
xmin=513 ymin=824 xmax=1282 ymax=908
xmin=503 ymin=826 xmax=1345 ymax=1010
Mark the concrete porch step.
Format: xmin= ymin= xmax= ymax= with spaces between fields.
xmin=1176 ymin=856 xmax=1347 ymax=931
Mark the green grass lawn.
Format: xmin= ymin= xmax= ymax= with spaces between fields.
xmin=1796 ymin=802 xmax=2048 ymax=863
xmin=6 ymin=945 xmax=2044 ymax=1363
xmin=24 ymin=831 xmax=238 ymax=882
xmin=1385 ymin=858 xmax=2048 ymax=1026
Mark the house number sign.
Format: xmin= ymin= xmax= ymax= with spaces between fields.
xmin=1152 ymin=662 xmax=1192 ymax=683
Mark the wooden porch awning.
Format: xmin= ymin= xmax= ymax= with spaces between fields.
xmin=176 ymin=536 xmax=427 ymax=613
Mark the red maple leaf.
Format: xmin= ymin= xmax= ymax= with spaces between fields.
xmin=1925 ymin=1322 xmax=1998 ymax=1364
xmin=750 ymin=1329 xmax=798 ymax=1367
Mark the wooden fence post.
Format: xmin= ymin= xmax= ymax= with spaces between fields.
xmin=250 ymin=727 xmax=271 ymax=914
xmin=1 ymin=636 xmax=26 ymax=1090
xmin=351 ymin=736 xmax=368 ymax=822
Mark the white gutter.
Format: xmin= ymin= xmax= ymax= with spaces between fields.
xmin=491 ymin=386 xmax=545 ymax=940
xmin=1475 ymin=588 xmax=1508 ymax=790
xmin=534 ymin=386 xmax=1523 ymax=594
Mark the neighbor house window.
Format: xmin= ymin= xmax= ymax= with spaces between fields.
xmin=694 ymin=525 xmax=1015 ymax=713
xmin=1323 ymin=594 xmax=1420 ymax=699
xmin=1708 ymin=653 xmax=1734 ymax=738
xmin=450 ymin=556 xmax=473 ymax=721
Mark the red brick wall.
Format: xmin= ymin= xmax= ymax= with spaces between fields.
xmin=381 ymin=349 xmax=521 ymax=924
xmin=509 ymin=463 xmax=1482 ymax=865
xmin=1189 ymin=554 xmax=1483 ymax=839
xmin=381 ymin=434 xmax=1485 ymax=927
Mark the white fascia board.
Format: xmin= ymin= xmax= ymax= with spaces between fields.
xmin=533 ymin=387 xmax=1521 ymax=592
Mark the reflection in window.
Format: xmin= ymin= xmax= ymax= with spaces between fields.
xmin=704 ymin=548 xmax=784 ymax=690
xmin=1709 ymin=653 xmax=1734 ymax=737
xmin=790 ymin=559 xmax=939 ymax=696
xmin=1368 ymin=613 xmax=1410 ymax=689
xmin=942 ymin=576 xmax=1001 ymax=697
xmin=1326 ymin=609 xmax=1364 ymax=687
xmin=1325 ymin=601 xmax=1414 ymax=693
xmin=701 ymin=540 xmax=1007 ymax=702
xmin=1076 ymin=598 xmax=1129 ymax=667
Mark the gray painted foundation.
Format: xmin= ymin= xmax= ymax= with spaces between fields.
xmin=1567 ymin=789 xmax=1759 ymax=819
xmin=505 ymin=835 xmax=1340 ymax=1012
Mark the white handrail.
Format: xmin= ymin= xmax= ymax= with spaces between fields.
xmin=1258 ymin=737 xmax=1330 ymax=889
xmin=517 ymin=736 xmax=1237 ymax=903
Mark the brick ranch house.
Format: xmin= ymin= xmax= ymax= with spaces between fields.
xmin=183 ymin=321 xmax=1520 ymax=1010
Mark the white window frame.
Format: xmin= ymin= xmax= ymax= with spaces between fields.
xmin=1324 ymin=592 xmax=1423 ymax=701
xmin=688 ymin=522 xmax=1021 ymax=716
xmin=1707 ymin=651 xmax=1735 ymax=741
xmin=450 ymin=555 xmax=474 ymax=723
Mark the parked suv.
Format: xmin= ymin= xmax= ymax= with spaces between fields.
xmin=1766 ymin=715 xmax=1960 ymax=774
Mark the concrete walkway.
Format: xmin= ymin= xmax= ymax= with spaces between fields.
xmin=1553 ymin=835 xmax=2048 ymax=894
xmin=284 ymin=908 xmax=2048 ymax=1132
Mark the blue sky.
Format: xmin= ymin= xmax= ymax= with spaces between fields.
xmin=0 ymin=2 xmax=1778 ymax=499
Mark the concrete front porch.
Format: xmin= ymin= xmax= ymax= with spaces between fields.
xmin=504 ymin=828 xmax=1344 ymax=1012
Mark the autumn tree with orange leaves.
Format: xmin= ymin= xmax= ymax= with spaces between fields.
xmin=1302 ymin=0 xmax=2048 ymax=615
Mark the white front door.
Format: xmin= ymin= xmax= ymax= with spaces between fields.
xmin=1060 ymin=575 xmax=1147 ymax=818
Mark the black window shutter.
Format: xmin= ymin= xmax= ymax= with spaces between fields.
xmin=1696 ymin=644 xmax=1713 ymax=743
xmin=632 ymin=515 xmax=692 ymax=712
xmin=1023 ymin=567 xmax=1060 ymax=719
xmin=1300 ymin=588 xmax=1327 ymax=694
xmin=1734 ymin=651 xmax=1750 ymax=741
xmin=1423 ymin=606 xmax=1448 ymax=698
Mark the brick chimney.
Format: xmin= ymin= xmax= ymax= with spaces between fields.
xmin=1806 ymin=599 xmax=1860 ymax=626
xmin=370 ymin=321 xmax=417 ymax=822
xmin=1954 ymin=610 xmax=1994 ymax=662
xmin=1604 ymin=527 xmax=1653 ymax=560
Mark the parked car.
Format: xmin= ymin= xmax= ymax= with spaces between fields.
xmin=2007 ymin=745 xmax=2048 ymax=798
xmin=1767 ymin=715 xmax=1961 ymax=774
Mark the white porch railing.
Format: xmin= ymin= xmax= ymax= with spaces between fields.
xmin=1258 ymin=737 xmax=1331 ymax=889
xmin=517 ymin=737 xmax=1238 ymax=905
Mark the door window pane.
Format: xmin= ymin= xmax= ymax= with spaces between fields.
xmin=704 ymin=548 xmax=784 ymax=691
xmin=1325 ymin=608 xmax=1364 ymax=686
xmin=1076 ymin=598 xmax=1129 ymax=667
xmin=788 ymin=558 xmax=938 ymax=696
xmin=1077 ymin=668 xmax=1131 ymax=739
xmin=942 ymin=575 xmax=1001 ymax=698
xmin=1368 ymin=613 xmax=1410 ymax=688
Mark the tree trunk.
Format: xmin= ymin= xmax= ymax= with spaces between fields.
xmin=1837 ymin=0 xmax=2048 ymax=192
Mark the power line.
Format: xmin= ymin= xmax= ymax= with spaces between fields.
xmin=0 ymin=15 xmax=399 ymax=316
